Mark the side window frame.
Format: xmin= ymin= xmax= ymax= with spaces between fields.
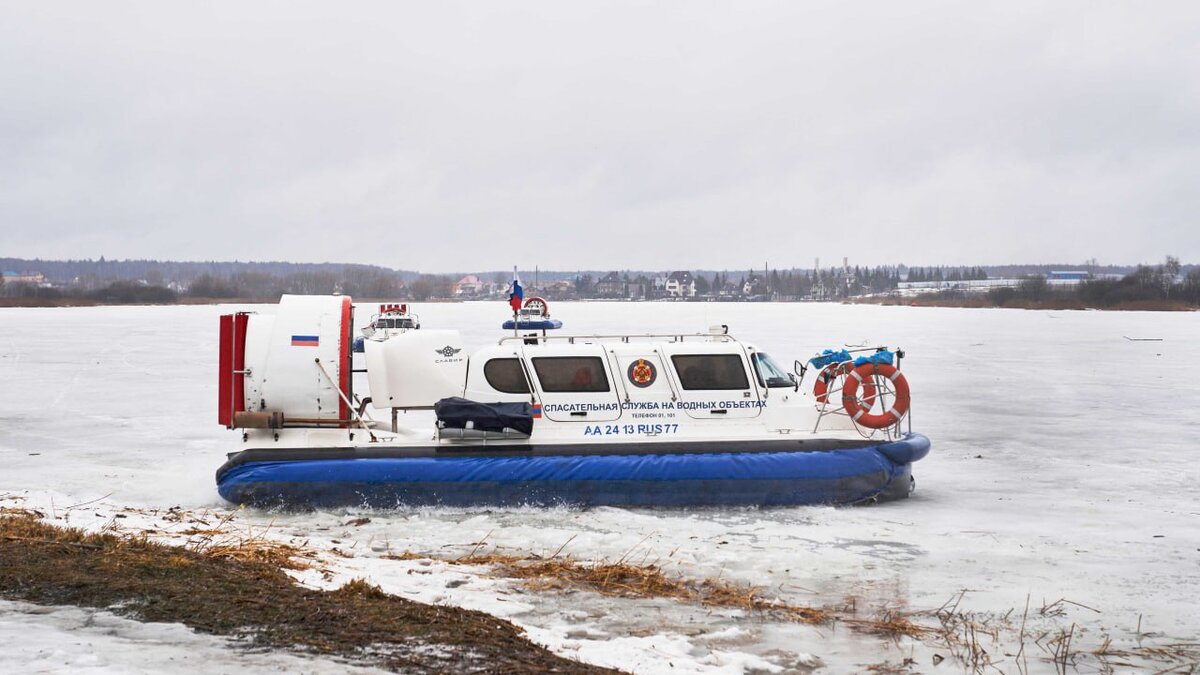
xmin=670 ymin=354 xmax=751 ymax=391
xmin=530 ymin=356 xmax=612 ymax=393
xmin=483 ymin=357 xmax=531 ymax=394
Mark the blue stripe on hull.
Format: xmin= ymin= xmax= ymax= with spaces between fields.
xmin=217 ymin=434 xmax=929 ymax=509
xmin=501 ymin=319 xmax=563 ymax=330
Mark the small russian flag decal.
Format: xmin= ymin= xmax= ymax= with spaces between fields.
xmin=291 ymin=335 xmax=320 ymax=347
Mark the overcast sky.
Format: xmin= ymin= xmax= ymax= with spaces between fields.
xmin=1 ymin=1 xmax=1197 ymax=271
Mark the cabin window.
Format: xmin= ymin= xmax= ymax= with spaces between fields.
xmin=752 ymin=353 xmax=794 ymax=388
xmin=484 ymin=358 xmax=530 ymax=394
xmin=671 ymin=354 xmax=750 ymax=390
xmin=531 ymin=357 xmax=610 ymax=393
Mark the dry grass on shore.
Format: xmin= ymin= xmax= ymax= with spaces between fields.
xmin=0 ymin=511 xmax=619 ymax=674
xmin=386 ymin=547 xmax=920 ymax=634
xmin=6 ymin=502 xmax=1196 ymax=674
xmin=388 ymin=544 xmax=1198 ymax=674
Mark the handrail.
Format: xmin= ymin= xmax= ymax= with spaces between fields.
xmin=497 ymin=331 xmax=738 ymax=345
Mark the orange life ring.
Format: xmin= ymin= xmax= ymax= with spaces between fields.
xmin=842 ymin=363 xmax=910 ymax=429
xmin=523 ymin=296 xmax=550 ymax=317
xmin=813 ymin=362 xmax=877 ymax=407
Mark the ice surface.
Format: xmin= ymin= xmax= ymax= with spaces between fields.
xmin=1 ymin=301 xmax=1197 ymax=673
xmin=0 ymin=599 xmax=388 ymax=674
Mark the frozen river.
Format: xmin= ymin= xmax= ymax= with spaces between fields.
xmin=1 ymin=301 xmax=1196 ymax=673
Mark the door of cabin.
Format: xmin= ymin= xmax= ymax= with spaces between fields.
xmin=523 ymin=344 xmax=623 ymax=423
xmin=660 ymin=345 xmax=763 ymax=420
xmin=608 ymin=348 xmax=678 ymax=431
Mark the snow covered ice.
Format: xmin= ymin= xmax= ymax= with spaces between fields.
xmin=1 ymin=301 xmax=1197 ymax=673
xmin=0 ymin=599 xmax=390 ymax=675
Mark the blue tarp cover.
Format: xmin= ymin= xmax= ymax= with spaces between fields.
xmin=853 ymin=350 xmax=895 ymax=367
xmin=808 ymin=349 xmax=852 ymax=368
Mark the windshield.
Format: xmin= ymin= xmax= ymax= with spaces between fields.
xmin=753 ymin=353 xmax=794 ymax=388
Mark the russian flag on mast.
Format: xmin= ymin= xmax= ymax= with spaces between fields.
xmin=508 ymin=267 xmax=524 ymax=313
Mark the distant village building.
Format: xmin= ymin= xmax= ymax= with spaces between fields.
xmin=665 ymin=271 xmax=696 ymax=298
xmin=594 ymin=272 xmax=625 ymax=298
xmin=1047 ymin=271 xmax=1089 ymax=281
xmin=520 ymin=279 xmax=575 ymax=297
xmin=896 ymin=278 xmax=1018 ymax=293
xmin=1 ymin=271 xmax=48 ymax=286
xmin=897 ymin=269 xmax=1094 ymax=296
xmin=742 ymin=274 xmax=766 ymax=297
xmin=1046 ymin=270 xmax=1090 ymax=286
xmin=593 ymin=272 xmax=648 ymax=300
xmin=452 ymin=275 xmax=485 ymax=296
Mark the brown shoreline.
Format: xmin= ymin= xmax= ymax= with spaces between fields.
xmin=0 ymin=512 xmax=618 ymax=674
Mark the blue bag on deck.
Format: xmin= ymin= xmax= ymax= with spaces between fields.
xmin=808 ymin=349 xmax=852 ymax=368
xmin=853 ymin=350 xmax=895 ymax=367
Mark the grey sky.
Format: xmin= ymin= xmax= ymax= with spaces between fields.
xmin=2 ymin=1 xmax=1198 ymax=271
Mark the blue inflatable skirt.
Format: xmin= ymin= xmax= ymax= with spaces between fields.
xmin=217 ymin=434 xmax=930 ymax=510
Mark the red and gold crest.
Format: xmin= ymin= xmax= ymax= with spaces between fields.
xmin=627 ymin=358 xmax=657 ymax=388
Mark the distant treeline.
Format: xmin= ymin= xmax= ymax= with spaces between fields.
xmin=573 ymin=266 xmax=912 ymax=299
xmin=1 ymin=280 xmax=178 ymax=304
xmin=187 ymin=270 xmax=454 ymax=301
xmin=903 ymin=267 xmax=988 ymax=282
xmin=1 ymin=257 xmax=1155 ymax=287
xmin=1 ymin=256 xmax=1195 ymax=307
xmin=971 ymin=258 xmax=1198 ymax=309
xmin=967 ymin=263 xmax=1138 ymax=278
xmin=0 ymin=257 xmax=420 ymax=286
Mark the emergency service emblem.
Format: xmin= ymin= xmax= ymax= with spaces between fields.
xmin=627 ymin=359 xmax=656 ymax=388
xmin=435 ymin=345 xmax=462 ymax=358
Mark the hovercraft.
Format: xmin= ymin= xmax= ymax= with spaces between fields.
xmin=216 ymin=294 xmax=930 ymax=509
xmin=351 ymin=303 xmax=420 ymax=353
xmin=502 ymin=296 xmax=563 ymax=331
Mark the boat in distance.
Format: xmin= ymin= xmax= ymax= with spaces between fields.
xmin=351 ymin=302 xmax=420 ymax=353
xmin=501 ymin=296 xmax=563 ymax=330
xmin=215 ymin=294 xmax=930 ymax=509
